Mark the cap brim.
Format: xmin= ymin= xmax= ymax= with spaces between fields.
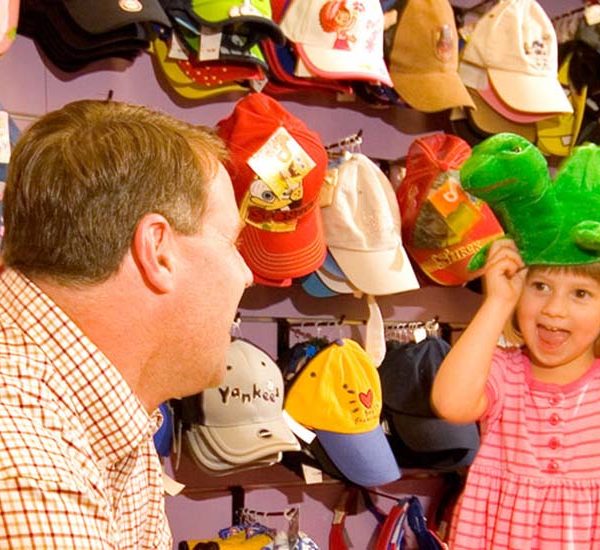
xmin=468 ymin=90 xmax=537 ymax=141
xmin=390 ymin=413 xmax=479 ymax=453
xmin=488 ymin=68 xmax=573 ymax=114
xmin=185 ymin=428 xmax=280 ymax=474
xmin=390 ymin=71 xmax=474 ymax=112
xmin=478 ymin=82 xmax=554 ymax=123
xmin=329 ymin=245 xmax=419 ymax=296
xmin=197 ymin=418 xmax=300 ymax=464
xmin=315 ymin=426 xmax=400 ymax=487
xmin=296 ymin=44 xmax=392 ymax=86
xmin=301 ymin=273 xmax=339 ymax=298
xmin=314 ymin=267 xmax=357 ymax=294
xmin=241 ymin=207 xmax=327 ymax=280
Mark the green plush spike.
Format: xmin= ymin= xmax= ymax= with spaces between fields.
xmin=460 ymin=133 xmax=600 ymax=267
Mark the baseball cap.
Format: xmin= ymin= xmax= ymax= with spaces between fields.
xmin=396 ymin=133 xmax=504 ymax=286
xmin=284 ymin=338 xmax=401 ymax=487
xmin=321 ymin=153 xmax=419 ymax=296
xmin=192 ymin=339 xmax=300 ymax=465
xmin=160 ymin=0 xmax=284 ymax=45
xmin=379 ymin=338 xmax=479 ymax=465
xmin=279 ymin=0 xmax=392 ymax=85
xmin=217 ymin=93 xmax=328 ymax=284
xmin=459 ymin=62 xmax=554 ymax=123
xmin=0 ymin=0 xmax=19 ymax=56
xmin=459 ymin=0 xmax=572 ymax=114
xmin=388 ymin=0 xmax=474 ymax=112
xmin=62 ymin=0 xmax=171 ymax=34
xmin=536 ymin=51 xmax=588 ymax=157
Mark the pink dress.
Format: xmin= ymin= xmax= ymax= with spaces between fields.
xmin=449 ymin=348 xmax=600 ymax=549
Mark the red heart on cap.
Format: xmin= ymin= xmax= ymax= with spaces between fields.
xmin=359 ymin=389 xmax=373 ymax=409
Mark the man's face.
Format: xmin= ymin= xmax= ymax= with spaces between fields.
xmin=169 ymin=163 xmax=252 ymax=396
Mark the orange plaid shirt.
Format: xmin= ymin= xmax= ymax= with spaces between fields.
xmin=0 ymin=268 xmax=172 ymax=549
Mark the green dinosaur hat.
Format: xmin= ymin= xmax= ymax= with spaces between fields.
xmin=460 ymin=132 xmax=600 ymax=267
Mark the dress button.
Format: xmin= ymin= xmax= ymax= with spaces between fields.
xmin=547 ymin=460 xmax=560 ymax=473
xmin=549 ymin=413 xmax=561 ymax=425
xmin=549 ymin=437 xmax=560 ymax=450
xmin=549 ymin=394 xmax=562 ymax=406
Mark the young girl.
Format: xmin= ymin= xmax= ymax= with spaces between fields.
xmin=431 ymin=238 xmax=600 ymax=549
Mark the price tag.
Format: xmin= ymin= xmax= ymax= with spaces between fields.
xmin=0 ymin=111 xmax=11 ymax=164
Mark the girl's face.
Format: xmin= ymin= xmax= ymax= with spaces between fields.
xmin=516 ymin=268 xmax=600 ymax=382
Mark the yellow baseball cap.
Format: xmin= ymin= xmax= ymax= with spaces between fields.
xmin=284 ymin=338 xmax=400 ymax=487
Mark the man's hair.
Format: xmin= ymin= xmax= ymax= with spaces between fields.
xmin=3 ymin=100 xmax=227 ymax=285
xmin=502 ymin=262 xmax=600 ymax=355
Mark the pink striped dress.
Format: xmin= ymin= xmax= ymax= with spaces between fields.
xmin=449 ymin=348 xmax=600 ymax=549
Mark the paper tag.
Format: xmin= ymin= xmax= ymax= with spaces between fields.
xmin=585 ymin=2 xmax=600 ymax=25
xmin=301 ymin=463 xmax=324 ymax=485
xmin=247 ymin=126 xmax=316 ymax=199
xmin=249 ymin=77 xmax=268 ymax=93
xmin=319 ymin=168 xmax=338 ymax=207
xmin=198 ymin=26 xmax=222 ymax=62
xmin=282 ymin=410 xmax=315 ymax=444
xmin=167 ymin=33 xmax=189 ymax=60
xmin=413 ymin=326 xmax=427 ymax=343
xmin=0 ymin=111 xmax=10 ymax=164
xmin=162 ymin=469 xmax=185 ymax=496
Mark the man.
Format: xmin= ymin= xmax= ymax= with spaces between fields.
xmin=0 ymin=100 xmax=253 ymax=548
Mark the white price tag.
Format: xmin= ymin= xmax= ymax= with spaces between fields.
xmin=301 ymin=464 xmax=323 ymax=485
xmin=585 ymin=4 xmax=600 ymax=25
xmin=0 ymin=111 xmax=11 ymax=164
xmin=198 ymin=27 xmax=222 ymax=62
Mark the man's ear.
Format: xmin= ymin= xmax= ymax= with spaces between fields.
xmin=132 ymin=213 xmax=176 ymax=293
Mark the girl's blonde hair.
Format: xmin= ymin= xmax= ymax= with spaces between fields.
xmin=501 ymin=263 xmax=600 ymax=357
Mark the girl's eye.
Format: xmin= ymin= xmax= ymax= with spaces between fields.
xmin=532 ymin=281 xmax=548 ymax=292
xmin=574 ymin=289 xmax=591 ymax=299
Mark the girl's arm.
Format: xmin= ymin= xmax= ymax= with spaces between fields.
xmin=431 ymin=239 xmax=527 ymax=423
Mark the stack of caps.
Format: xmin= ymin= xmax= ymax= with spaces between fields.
xmin=0 ymin=0 xmax=19 ymax=56
xmin=153 ymin=0 xmax=282 ymax=99
xmin=309 ymin=153 xmax=419 ymax=297
xmin=284 ymin=338 xmax=401 ymax=487
xmin=457 ymin=0 xmax=576 ymax=152
xmin=260 ymin=0 xmax=355 ymax=98
xmin=278 ymin=0 xmax=393 ymax=95
xmin=183 ymin=339 xmax=300 ymax=475
xmin=17 ymin=0 xmax=171 ymax=72
xmin=217 ymin=92 xmax=328 ymax=287
xmin=379 ymin=336 xmax=480 ymax=470
xmin=386 ymin=0 xmax=474 ymax=113
xmin=396 ymin=133 xmax=504 ymax=286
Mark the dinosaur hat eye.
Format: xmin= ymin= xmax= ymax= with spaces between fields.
xmin=512 ymin=145 xmax=523 ymax=153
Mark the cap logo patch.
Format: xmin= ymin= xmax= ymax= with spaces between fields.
xmin=523 ymin=34 xmax=551 ymax=71
xmin=434 ymin=24 xmax=454 ymax=64
xmin=243 ymin=127 xmax=317 ymax=232
xmin=119 ymin=0 xmax=143 ymax=13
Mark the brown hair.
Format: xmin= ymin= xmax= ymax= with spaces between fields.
xmin=502 ymin=263 xmax=600 ymax=356
xmin=3 ymin=100 xmax=227 ymax=285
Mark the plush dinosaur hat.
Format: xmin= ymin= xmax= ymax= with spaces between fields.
xmin=460 ymin=132 xmax=600 ymax=267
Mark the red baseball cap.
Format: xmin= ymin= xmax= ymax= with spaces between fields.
xmin=217 ymin=93 xmax=328 ymax=284
xmin=397 ymin=133 xmax=504 ymax=286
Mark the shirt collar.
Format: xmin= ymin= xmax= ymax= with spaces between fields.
xmin=0 ymin=268 xmax=156 ymax=466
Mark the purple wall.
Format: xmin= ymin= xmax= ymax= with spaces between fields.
xmin=0 ymin=1 xmax=579 ymax=545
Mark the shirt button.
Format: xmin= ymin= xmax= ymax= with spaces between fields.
xmin=547 ymin=460 xmax=560 ymax=473
xmin=549 ymin=413 xmax=561 ymax=425
xmin=549 ymin=437 xmax=560 ymax=450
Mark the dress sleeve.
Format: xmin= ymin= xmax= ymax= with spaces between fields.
xmin=480 ymin=347 xmax=510 ymax=428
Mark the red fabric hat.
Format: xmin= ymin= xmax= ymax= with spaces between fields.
xmin=217 ymin=93 xmax=328 ymax=284
xmin=396 ymin=133 xmax=504 ymax=285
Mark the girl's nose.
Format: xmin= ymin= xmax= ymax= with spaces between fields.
xmin=541 ymin=292 xmax=566 ymax=317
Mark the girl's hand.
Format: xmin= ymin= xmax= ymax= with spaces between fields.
xmin=482 ymin=238 xmax=527 ymax=307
